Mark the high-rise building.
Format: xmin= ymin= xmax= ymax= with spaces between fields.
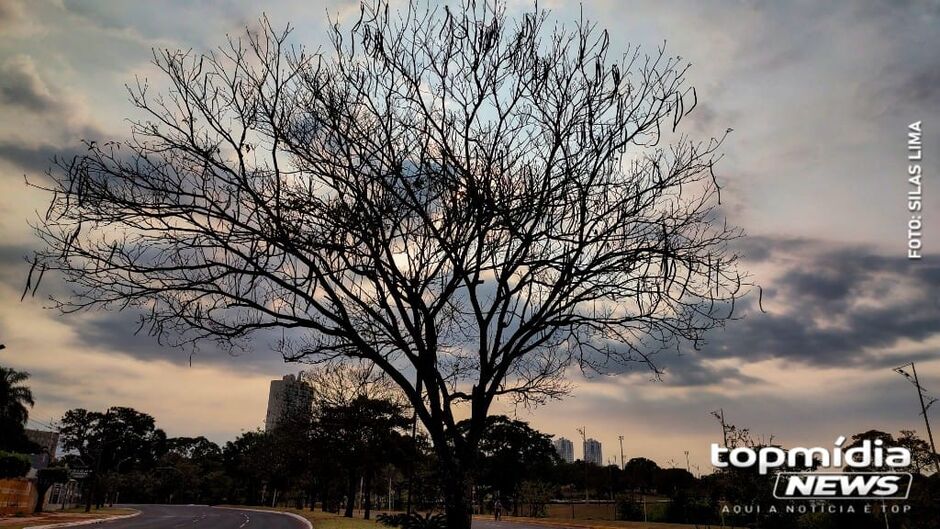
xmin=584 ymin=438 xmax=603 ymax=465
xmin=264 ymin=373 xmax=313 ymax=431
xmin=553 ymin=436 xmax=574 ymax=463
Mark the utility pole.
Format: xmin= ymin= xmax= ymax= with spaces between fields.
xmin=607 ymin=458 xmax=614 ymax=501
xmin=618 ymin=435 xmax=625 ymax=471
xmin=894 ymin=362 xmax=940 ymax=474
xmin=684 ymin=451 xmax=691 ymax=474
xmin=577 ymin=427 xmax=588 ymax=503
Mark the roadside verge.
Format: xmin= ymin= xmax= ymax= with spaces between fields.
xmin=213 ymin=506 xmax=313 ymax=529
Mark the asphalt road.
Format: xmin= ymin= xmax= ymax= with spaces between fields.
xmin=96 ymin=507 xmax=570 ymax=529
xmin=474 ymin=520 xmax=578 ymax=529
xmin=98 ymin=505 xmax=308 ymax=529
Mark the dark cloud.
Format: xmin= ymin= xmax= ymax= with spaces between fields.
xmin=73 ymin=309 xmax=290 ymax=373
xmin=699 ymin=240 xmax=940 ymax=367
xmin=843 ymin=0 xmax=940 ymax=114
xmin=0 ymin=141 xmax=72 ymax=175
xmin=893 ymin=67 xmax=940 ymax=109
xmin=0 ymin=239 xmax=286 ymax=375
xmin=0 ymin=56 xmax=61 ymax=114
xmin=610 ymin=237 xmax=940 ymax=388
xmin=0 ymin=124 xmax=109 ymax=176
xmin=656 ymin=352 xmax=760 ymax=388
xmin=0 ymin=243 xmax=34 ymax=292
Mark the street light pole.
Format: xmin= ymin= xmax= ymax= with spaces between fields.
xmin=618 ymin=436 xmax=625 ymax=471
xmin=577 ymin=427 xmax=588 ymax=503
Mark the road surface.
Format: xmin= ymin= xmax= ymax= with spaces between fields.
xmin=96 ymin=505 xmax=307 ymax=529
xmin=474 ymin=520 xmax=581 ymax=529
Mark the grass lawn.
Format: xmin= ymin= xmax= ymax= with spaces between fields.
xmin=0 ymin=507 xmax=137 ymax=529
xmin=226 ymin=508 xmax=738 ymax=529
xmin=494 ymin=515 xmax=743 ymax=529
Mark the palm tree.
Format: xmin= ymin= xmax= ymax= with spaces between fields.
xmin=0 ymin=365 xmax=34 ymax=427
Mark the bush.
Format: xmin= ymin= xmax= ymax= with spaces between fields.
xmin=403 ymin=513 xmax=447 ymax=529
xmin=377 ymin=513 xmax=410 ymax=527
xmin=0 ymin=451 xmax=31 ymax=478
xmin=377 ymin=512 xmax=446 ymax=529
xmin=617 ymin=500 xmax=644 ymax=522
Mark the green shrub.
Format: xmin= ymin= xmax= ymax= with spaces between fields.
xmin=0 ymin=451 xmax=31 ymax=478
xmin=377 ymin=512 xmax=446 ymax=529
xmin=402 ymin=512 xmax=447 ymax=529
xmin=377 ymin=513 xmax=410 ymax=527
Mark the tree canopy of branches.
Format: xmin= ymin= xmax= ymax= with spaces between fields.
xmin=30 ymin=1 xmax=744 ymax=526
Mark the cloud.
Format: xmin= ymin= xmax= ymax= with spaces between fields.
xmin=0 ymin=141 xmax=87 ymax=176
xmin=0 ymin=1 xmax=20 ymax=28
xmin=73 ymin=309 xmax=290 ymax=373
xmin=699 ymin=238 xmax=940 ymax=367
xmin=606 ymin=237 xmax=940 ymax=390
xmin=0 ymin=56 xmax=61 ymax=114
xmin=59 ymin=0 xmax=262 ymax=48
xmin=891 ymin=66 xmax=940 ymax=109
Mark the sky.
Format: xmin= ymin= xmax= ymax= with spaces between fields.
xmin=0 ymin=0 xmax=938 ymax=473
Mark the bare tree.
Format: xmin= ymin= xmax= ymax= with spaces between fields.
xmin=29 ymin=1 xmax=744 ymax=526
xmin=303 ymin=362 xmax=404 ymax=408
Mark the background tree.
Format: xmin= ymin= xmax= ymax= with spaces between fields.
xmin=150 ymin=436 xmax=228 ymax=504
xmin=897 ymin=429 xmax=938 ymax=475
xmin=472 ymin=416 xmax=559 ymax=515
xmin=316 ymin=396 xmax=410 ymax=518
xmin=622 ymin=457 xmax=660 ymax=492
xmin=29 ymin=1 xmax=744 ymax=526
xmin=58 ymin=407 xmax=165 ymax=511
xmin=0 ymin=365 xmax=40 ymax=453
xmin=222 ymin=430 xmax=274 ymax=506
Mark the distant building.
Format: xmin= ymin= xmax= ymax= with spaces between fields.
xmin=584 ymin=438 xmax=603 ymax=466
xmin=553 ymin=437 xmax=574 ymax=463
xmin=25 ymin=429 xmax=59 ymax=469
xmin=264 ymin=374 xmax=313 ymax=431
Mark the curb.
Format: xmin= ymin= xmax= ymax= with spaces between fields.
xmin=213 ymin=506 xmax=313 ymax=529
xmin=28 ymin=510 xmax=141 ymax=529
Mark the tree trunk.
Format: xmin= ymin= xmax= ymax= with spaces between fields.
xmin=442 ymin=468 xmax=473 ymax=529
xmin=84 ymin=477 xmax=94 ymax=513
xmin=363 ymin=472 xmax=373 ymax=520
xmin=34 ymin=484 xmax=49 ymax=514
xmin=344 ymin=474 xmax=356 ymax=518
